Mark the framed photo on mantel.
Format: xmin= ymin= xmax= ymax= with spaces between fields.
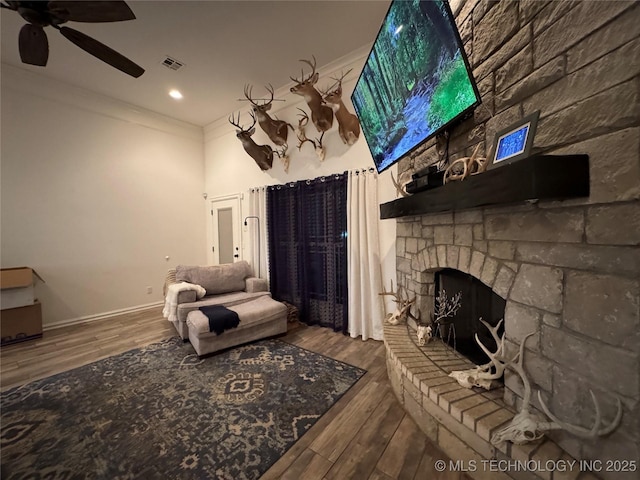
xmin=488 ymin=110 xmax=540 ymax=169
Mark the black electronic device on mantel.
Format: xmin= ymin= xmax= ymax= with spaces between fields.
xmin=412 ymin=164 xmax=441 ymax=180
xmin=406 ymin=170 xmax=446 ymax=194
xmin=351 ymin=0 xmax=481 ymax=174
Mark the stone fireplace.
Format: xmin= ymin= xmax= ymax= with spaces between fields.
xmin=383 ymin=1 xmax=639 ymax=479
xmin=393 ymin=205 xmax=637 ymax=469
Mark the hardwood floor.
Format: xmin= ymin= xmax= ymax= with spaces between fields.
xmin=0 ymin=307 xmax=468 ymax=480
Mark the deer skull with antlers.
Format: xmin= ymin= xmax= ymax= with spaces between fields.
xmin=489 ymin=331 xmax=623 ymax=447
xmin=449 ymin=318 xmax=506 ymax=390
xmin=379 ymin=279 xmax=416 ymax=325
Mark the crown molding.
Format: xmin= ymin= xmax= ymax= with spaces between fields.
xmin=2 ymin=63 xmax=204 ymax=141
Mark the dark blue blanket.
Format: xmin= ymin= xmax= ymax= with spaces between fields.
xmin=199 ymin=305 xmax=240 ymax=335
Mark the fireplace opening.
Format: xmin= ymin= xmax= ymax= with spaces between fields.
xmin=435 ymin=269 xmax=506 ymax=366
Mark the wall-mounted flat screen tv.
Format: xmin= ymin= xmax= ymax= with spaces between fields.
xmin=351 ymin=0 xmax=481 ymax=174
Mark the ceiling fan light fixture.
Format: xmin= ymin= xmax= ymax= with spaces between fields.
xmin=169 ymin=89 xmax=183 ymax=100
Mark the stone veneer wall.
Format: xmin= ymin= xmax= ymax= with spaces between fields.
xmin=391 ymin=1 xmax=640 ymax=477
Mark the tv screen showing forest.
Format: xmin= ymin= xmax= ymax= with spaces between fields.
xmin=352 ymin=0 xmax=480 ymax=173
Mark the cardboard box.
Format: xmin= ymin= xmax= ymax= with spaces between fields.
xmin=1 ymin=301 xmax=43 ymax=346
xmin=0 ymin=267 xmax=36 ymax=288
xmin=0 ymin=267 xmax=44 ymax=310
xmin=1 ymin=286 xmax=35 ymax=310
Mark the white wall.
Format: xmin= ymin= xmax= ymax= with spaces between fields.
xmin=1 ymin=65 xmax=207 ymax=328
xmin=0 ymin=45 xmax=399 ymax=328
xmin=203 ymin=47 xmax=397 ymax=314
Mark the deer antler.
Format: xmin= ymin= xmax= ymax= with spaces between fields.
xmin=473 ymin=318 xmax=506 ymax=380
xmin=228 ymin=111 xmax=244 ymax=130
xmin=444 ymin=144 xmax=485 ymax=183
xmin=264 ymin=83 xmax=275 ymax=106
xmin=390 ymin=171 xmax=409 ymax=197
xmin=243 ymin=83 xmax=279 ymax=107
xmin=243 ymin=84 xmax=259 ymax=107
xmin=536 ymin=390 xmax=623 ymax=438
xmin=290 ymin=55 xmax=317 ymax=84
xmin=296 ymin=109 xmax=316 ymax=150
xmin=295 ymin=108 xmax=325 ymax=160
xmin=508 ymin=331 xmax=537 ymax=411
xmin=323 ymin=68 xmax=353 ymax=95
xmin=330 ymin=68 xmax=352 ymax=86
xmin=379 ymin=278 xmax=395 ymax=297
xmin=246 ymin=110 xmax=258 ymax=130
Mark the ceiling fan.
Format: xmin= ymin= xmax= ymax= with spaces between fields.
xmin=1 ymin=1 xmax=144 ymax=78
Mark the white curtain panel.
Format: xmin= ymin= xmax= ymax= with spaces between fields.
xmin=248 ymin=187 xmax=269 ymax=282
xmin=347 ymin=169 xmax=384 ymax=341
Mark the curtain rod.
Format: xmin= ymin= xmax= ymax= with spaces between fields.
xmin=349 ymin=167 xmax=376 ymax=175
xmin=249 ymin=167 xmax=375 ymax=192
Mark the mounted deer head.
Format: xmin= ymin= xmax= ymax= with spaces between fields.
xmin=228 ymin=111 xmax=274 ymax=171
xmin=290 ymin=56 xmax=334 ymax=135
xmin=295 ymin=108 xmax=325 ymax=162
xmin=322 ymin=70 xmax=360 ymax=146
xmin=244 ymin=84 xmax=293 ymax=148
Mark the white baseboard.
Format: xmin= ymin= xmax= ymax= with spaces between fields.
xmin=43 ymin=301 xmax=164 ymax=331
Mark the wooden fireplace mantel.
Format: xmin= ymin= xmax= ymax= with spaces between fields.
xmin=379 ymin=154 xmax=589 ymax=219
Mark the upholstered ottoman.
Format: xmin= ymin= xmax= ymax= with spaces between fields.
xmin=186 ymin=295 xmax=288 ymax=357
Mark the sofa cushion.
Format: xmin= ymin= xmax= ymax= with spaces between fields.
xmin=176 ymin=291 xmax=270 ymax=323
xmin=187 ymin=295 xmax=287 ymax=338
xmin=175 ymin=261 xmax=252 ymax=295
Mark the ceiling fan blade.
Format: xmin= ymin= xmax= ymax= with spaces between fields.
xmin=58 ymin=26 xmax=144 ymax=78
xmin=48 ymin=1 xmax=135 ymax=23
xmin=18 ymin=23 xmax=49 ymax=66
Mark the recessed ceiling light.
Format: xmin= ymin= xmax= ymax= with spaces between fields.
xmin=169 ymin=89 xmax=183 ymax=100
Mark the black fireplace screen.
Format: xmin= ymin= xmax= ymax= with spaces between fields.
xmin=435 ymin=268 xmax=506 ymax=365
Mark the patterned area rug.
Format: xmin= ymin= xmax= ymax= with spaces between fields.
xmin=1 ymin=338 xmax=365 ymax=479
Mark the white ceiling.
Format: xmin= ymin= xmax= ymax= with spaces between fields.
xmin=1 ymin=1 xmax=390 ymax=127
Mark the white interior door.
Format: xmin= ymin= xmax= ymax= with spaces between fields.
xmin=210 ymin=196 xmax=242 ymax=264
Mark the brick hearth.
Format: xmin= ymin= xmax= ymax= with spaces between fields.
xmin=385 ymin=323 xmax=600 ymax=480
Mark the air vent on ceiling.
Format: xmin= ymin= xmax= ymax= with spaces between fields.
xmin=161 ymin=56 xmax=185 ymax=71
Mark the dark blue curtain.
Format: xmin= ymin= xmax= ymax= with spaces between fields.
xmin=267 ymin=174 xmax=348 ymax=333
